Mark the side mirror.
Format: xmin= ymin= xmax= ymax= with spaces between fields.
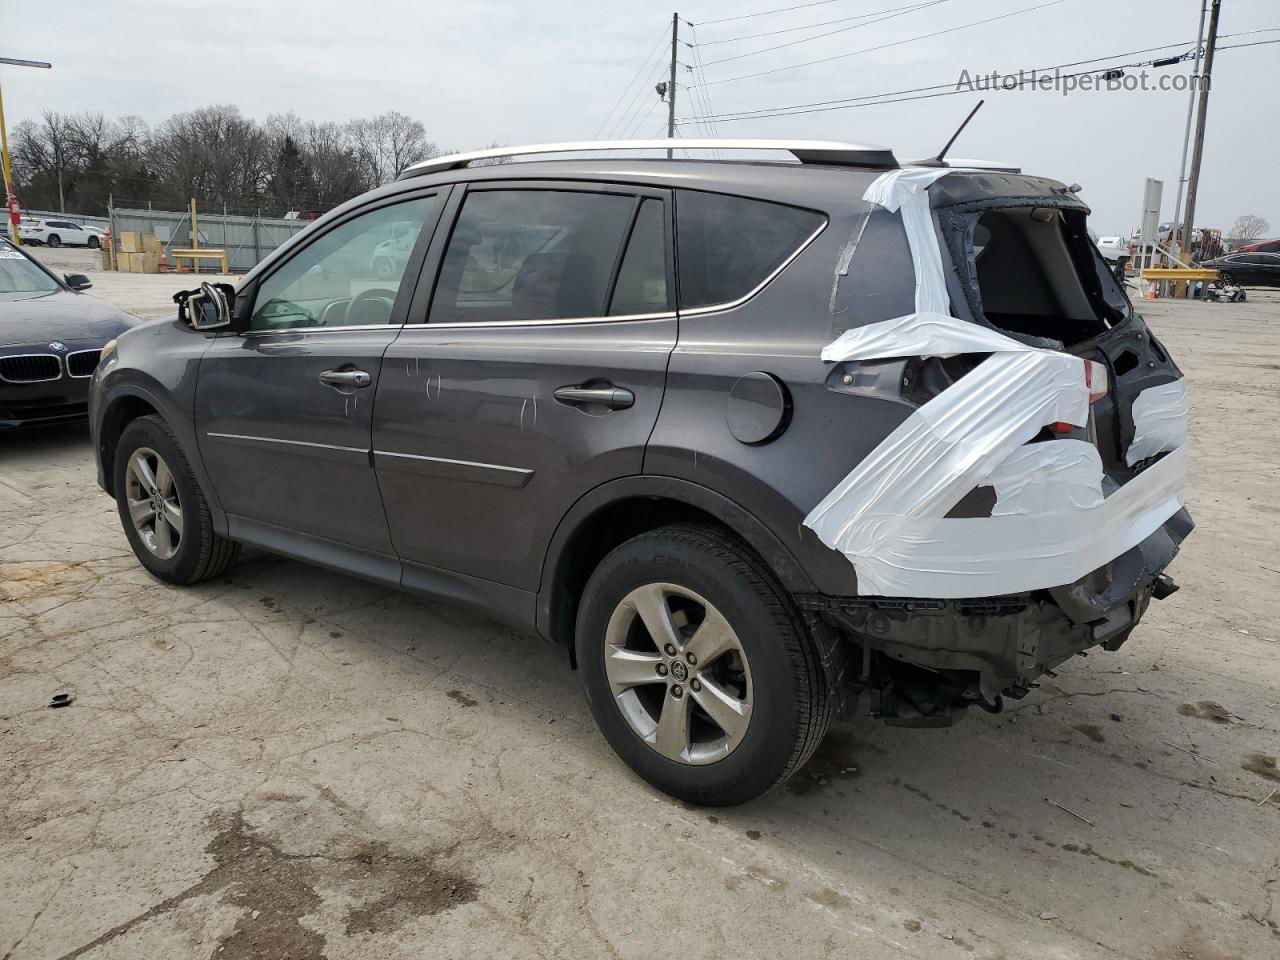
xmin=65 ymin=273 xmax=93 ymax=291
xmin=175 ymin=281 xmax=236 ymax=331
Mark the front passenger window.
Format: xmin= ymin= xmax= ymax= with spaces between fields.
xmin=250 ymin=196 xmax=436 ymax=331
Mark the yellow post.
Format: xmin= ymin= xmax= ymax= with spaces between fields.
xmin=190 ymin=197 xmax=198 ymax=251
xmin=0 ymin=77 xmax=19 ymax=245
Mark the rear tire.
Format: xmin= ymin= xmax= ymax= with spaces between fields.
xmin=113 ymin=415 xmax=239 ymax=585
xmin=47 ymin=234 xmax=61 ymax=248
xmin=576 ymin=523 xmax=831 ymax=806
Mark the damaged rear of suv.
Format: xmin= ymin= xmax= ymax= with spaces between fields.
xmin=803 ymin=163 xmax=1190 ymax=728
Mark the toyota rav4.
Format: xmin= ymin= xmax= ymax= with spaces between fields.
xmin=90 ymin=139 xmax=1192 ymax=805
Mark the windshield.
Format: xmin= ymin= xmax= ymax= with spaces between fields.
xmin=0 ymin=245 xmax=60 ymax=295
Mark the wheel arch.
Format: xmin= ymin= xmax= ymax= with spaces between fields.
xmin=95 ymin=382 xmax=226 ymax=533
xmin=536 ymin=476 xmax=818 ymax=652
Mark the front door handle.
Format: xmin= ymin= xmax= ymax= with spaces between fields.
xmin=319 ymin=368 xmax=372 ymax=390
xmin=553 ymin=384 xmax=635 ymax=410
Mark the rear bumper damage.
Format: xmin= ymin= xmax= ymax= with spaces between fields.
xmin=798 ymin=506 xmax=1193 ymax=725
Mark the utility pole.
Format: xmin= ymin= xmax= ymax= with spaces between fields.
xmin=1179 ymin=0 xmax=1221 ymax=265
xmin=0 ymin=56 xmax=53 ymax=244
xmin=1169 ymin=0 xmax=1208 ymax=257
xmin=667 ymin=13 xmax=678 ymax=159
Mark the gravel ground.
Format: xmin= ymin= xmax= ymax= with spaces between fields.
xmin=2 ymin=266 xmax=1278 ymax=960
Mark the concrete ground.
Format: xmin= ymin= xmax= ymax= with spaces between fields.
xmin=3 ymin=251 xmax=1279 ymax=960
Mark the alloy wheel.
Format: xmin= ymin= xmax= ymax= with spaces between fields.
xmin=124 ymin=447 xmax=184 ymax=560
xmin=603 ymin=582 xmax=753 ymax=765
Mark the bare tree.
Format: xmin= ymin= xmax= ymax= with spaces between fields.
xmin=10 ymin=112 xmax=76 ymax=211
xmin=1229 ymin=214 xmax=1271 ymax=242
xmin=347 ymin=111 xmax=437 ymax=188
xmin=9 ymin=103 xmax=441 ymax=217
xmin=303 ymin=121 xmax=364 ymax=208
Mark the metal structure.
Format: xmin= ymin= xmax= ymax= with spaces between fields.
xmin=1179 ymin=0 xmax=1222 ymax=266
xmin=0 ymin=55 xmax=53 ymax=244
xmin=400 ymin=139 xmax=899 ymax=177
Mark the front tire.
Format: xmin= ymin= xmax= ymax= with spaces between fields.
xmin=88 ymin=236 xmax=100 ymax=249
xmin=113 ymin=415 xmax=239 ymax=584
xmin=576 ymin=523 xmax=831 ymax=806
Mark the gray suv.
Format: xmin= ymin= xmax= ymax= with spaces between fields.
xmin=90 ymin=140 xmax=1192 ymax=805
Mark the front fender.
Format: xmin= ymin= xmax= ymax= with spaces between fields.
xmin=91 ymin=318 xmax=224 ymax=532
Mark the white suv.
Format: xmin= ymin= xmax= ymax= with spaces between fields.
xmin=19 ymin=218 xmax=104 ymax=248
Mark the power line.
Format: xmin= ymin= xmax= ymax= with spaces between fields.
xmin=593 ymin=23 xmax=671 ymax=139
xmin=678 ymin=37 xmax=1279 ymax=124
xmin=605 ymin=53 xmax=671 ymax=140
xmin=693 ymin=1 xmax=938 ymax=45
xmin=689 ymin=37 xmax=1203 ymax=121
xmin=684 ymin=28 xmax=1279 ymax=122
xmin=699 ymin=0 xmax=948 ymax=67
xmin=701 ymin=0 xmax=1072 ymax=86
xmin=692 ymin=0 xmax=864 ymax=27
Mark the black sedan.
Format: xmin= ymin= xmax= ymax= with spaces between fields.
xmin=1201 ymin=252 xmax=1280 ymax=288
xmin=1 ymin=238 xmax=141 ymax=429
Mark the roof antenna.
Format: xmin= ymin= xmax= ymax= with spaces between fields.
xmin=916 ymin=99 xmax=984 ymax=167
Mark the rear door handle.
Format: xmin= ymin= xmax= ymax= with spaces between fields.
xmin=319 ymin=368 xmax=372 ymax=389
xmin=553 ymin=385 xmax=635 ymax=410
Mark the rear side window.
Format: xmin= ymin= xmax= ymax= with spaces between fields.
xmin=676 ymin=191 xmax=824 ymax=309
xmin=430 ymin=189 xmax=635 ymax=323
xmin=609 ymin=199 xmax=669 ymax=316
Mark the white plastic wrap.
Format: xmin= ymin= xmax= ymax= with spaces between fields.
xmin=803 ymin=166 xmax=1187 ymax=598
xmin=988 ymin=439 xmax=1104 ymax=517
xmin=862 ymin=167 xmax=957 ymax=316
xmin=1127 ymin=378 xmax=1189 ymax=466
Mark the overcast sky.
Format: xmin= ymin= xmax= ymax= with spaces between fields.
xmin=3 ymin=0 xmax=1275 ymax=235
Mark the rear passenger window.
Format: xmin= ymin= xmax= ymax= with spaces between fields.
xmin=676 ymin=191 xmax=824 ymax=309
xmin=430 ymin=190 xmax=635 ymax=323
xmin=609 ymin=199 xmax=669 ymax=315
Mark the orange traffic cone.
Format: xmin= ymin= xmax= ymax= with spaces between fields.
xmin=1146 ymin=282 xmax=1157 ymax=301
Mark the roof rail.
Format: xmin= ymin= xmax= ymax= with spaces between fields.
xmin=398 ymin=139 xmax=898 ymax=179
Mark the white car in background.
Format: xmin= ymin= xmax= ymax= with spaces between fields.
xmin=18 ymin=218 xmax=105 ymax=248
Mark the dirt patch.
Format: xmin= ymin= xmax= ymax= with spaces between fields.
xmin=804 ymin=887 xmax=851 ymax=910
xmin=0 ymin=561 xmax=97 ymax=601
xmin=1056 ymin=842 xmax=1159 ymax=879
xmin=745 ymin=829 xmax=762 ymax=841
xmin=1177 ymin=702 xmax=1233 ymax=724
xmin=51 ymin=808 xmax=479 ymax=960
xmin=893 ymin=780 xmax=972 ymax=822
xmin=344 ymin=841 xmax=478 ymax=935
xmin=205 ymin=813 xmax=326 ymax=960
xmin=1242 ymin=753 xmax=1280 ymax=782
xmin=903 ymin=919 xmax=923 ymax=932
xmin=1072 ymin=723 xmax=1106 ymax=743
xmin=446 ymin=689 xmax=478 ymax=708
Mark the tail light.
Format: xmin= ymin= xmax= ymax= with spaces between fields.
xmin=1084 ymin=359 xmax=1108 ymax=403
xmin=1053 ymin=359 xmax=1109 ymax=432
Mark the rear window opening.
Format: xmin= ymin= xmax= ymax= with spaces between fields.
xmin=963 ymin=206 xmax=1128 ymax=347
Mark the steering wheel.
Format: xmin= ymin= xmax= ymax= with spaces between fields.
xmin=254 ymin=298 xmax=315 ymax=329
xmin=346 ymin=287 xmax=399 ymax=326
